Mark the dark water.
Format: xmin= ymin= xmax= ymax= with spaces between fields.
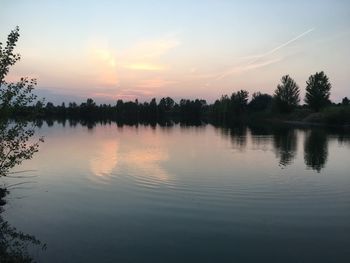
xmin=3 ymin=122 xmax=350 ymax=262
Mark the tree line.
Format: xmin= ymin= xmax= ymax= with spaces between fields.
xmin=5 ymin=71 xmax=348 ymax=125
xmin=1 ymin=27 xmax=349 ymax=126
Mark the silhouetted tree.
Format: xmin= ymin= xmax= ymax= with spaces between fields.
xmin=35 ymin=100 xmax=44 ymax=115
xmin=86 ymin=98 xmax=96 ymax=108
xmin=0 ymin=27 xmax=21 ymax=85
xmin=149 ymin=98 xmax=158 ymax=119
xmin=45 ymin=102 xmax=55 ymax=116
xmin=160 ymin=97 xmax=175 ymax=111
xmin=342 ymin=97 xmax=349 ymax=106
xmin=0 ymin=122 xmax=43 ymax=176
xmin=305 ymin=71 xmax=331 ymax=111
xmin=274 ymin=75 xmax=300 ymax=113
xmin=249 ymin=92 xmax=273 ymax=112
xmin=231 ymin=90 xmax=249 ymax=116
xmin=0 ymin=27 xmax=45 ymax=260
xmin=212 ymin=95 xmax=230 ymax=122
xmin=0 ymin=27 xmax=43 ymax=177
xmin=158 ymin=97 xmax=175 ymax=118
xmin=116 ymin=99 xmax=124 ymax=117
xmin=0 ymin=27 xmax=40 ymax=118
xmin=178 ymin=98 xmax=206 ymax=121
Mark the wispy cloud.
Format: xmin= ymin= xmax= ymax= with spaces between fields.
xmin=91 ymin=88 xmax=156 ymax=101
xmin=83 ymin=35 xmax=181 ymax=99
xmin=136 ymin=78 xmax=176 ymax=89
xmin=123 ymin=63 xmax=166 ymax=71
xmin=120 ymin=37 xmax=180 ymax=71
xmin=217 ymin=28 xmax=315 ymax=79
xmin=93 ymin=48 xmax=116 ymax=67
xmin=237 ymin=57 xmax=283 ymax=72
xmin=125 ymin=38 xmax=180 ymax=59
xmin=88 ymin=47 xmax=118 ymax=87
xmin=248 ymin=28 xmax=315 ymax=61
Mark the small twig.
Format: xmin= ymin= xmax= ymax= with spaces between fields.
xmin=6 ymin=175 xmax=38 ymax=179
xmin=7 ymin=169 xmax=37 ymax=174
xmin=6 ymin=181 xmax=37 ymax=188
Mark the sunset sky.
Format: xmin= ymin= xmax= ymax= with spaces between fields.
xmin=1 ymin=0 xmax=349 ymax=104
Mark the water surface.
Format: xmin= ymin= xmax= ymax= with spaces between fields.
xmin=3 ymin=122 xmax=350 ymax=262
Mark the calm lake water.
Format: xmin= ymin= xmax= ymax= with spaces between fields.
xmin=3 ymin=122 xmax=350 ymax=262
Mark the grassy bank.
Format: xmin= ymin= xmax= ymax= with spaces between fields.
xmin=253 ymin=105 xmax=350 ymax=127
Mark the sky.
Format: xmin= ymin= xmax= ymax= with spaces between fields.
xmin=1 ymin=0 xmax=349 ymax=104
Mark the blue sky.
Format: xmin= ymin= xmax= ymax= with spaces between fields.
xmin=1 ymin=0 xmax=349 ymax=104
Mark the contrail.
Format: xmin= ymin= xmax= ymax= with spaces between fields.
xmin=216 ymin=28 xmax=315 ymax=80
xmin=251 ymin=28 xmax=315 ymax=61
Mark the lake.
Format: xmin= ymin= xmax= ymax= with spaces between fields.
xmin=2 ymin=121 xmax=350 ymax=262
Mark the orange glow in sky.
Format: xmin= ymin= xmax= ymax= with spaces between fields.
xmin=1 ymin=1 xmax=349 ymax=103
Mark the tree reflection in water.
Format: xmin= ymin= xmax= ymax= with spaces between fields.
xmin=231 ymin=123 xmax=337 ymax=172
xmin=272 ymin=127 xmax=298 ymax=167
xmin=0 ymin=120 xmax=45 ymax=262
xmin=216 ymin=124 xmax=248 ymax=151
xmin=304 ymin=129 xmax=328 ymax=172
